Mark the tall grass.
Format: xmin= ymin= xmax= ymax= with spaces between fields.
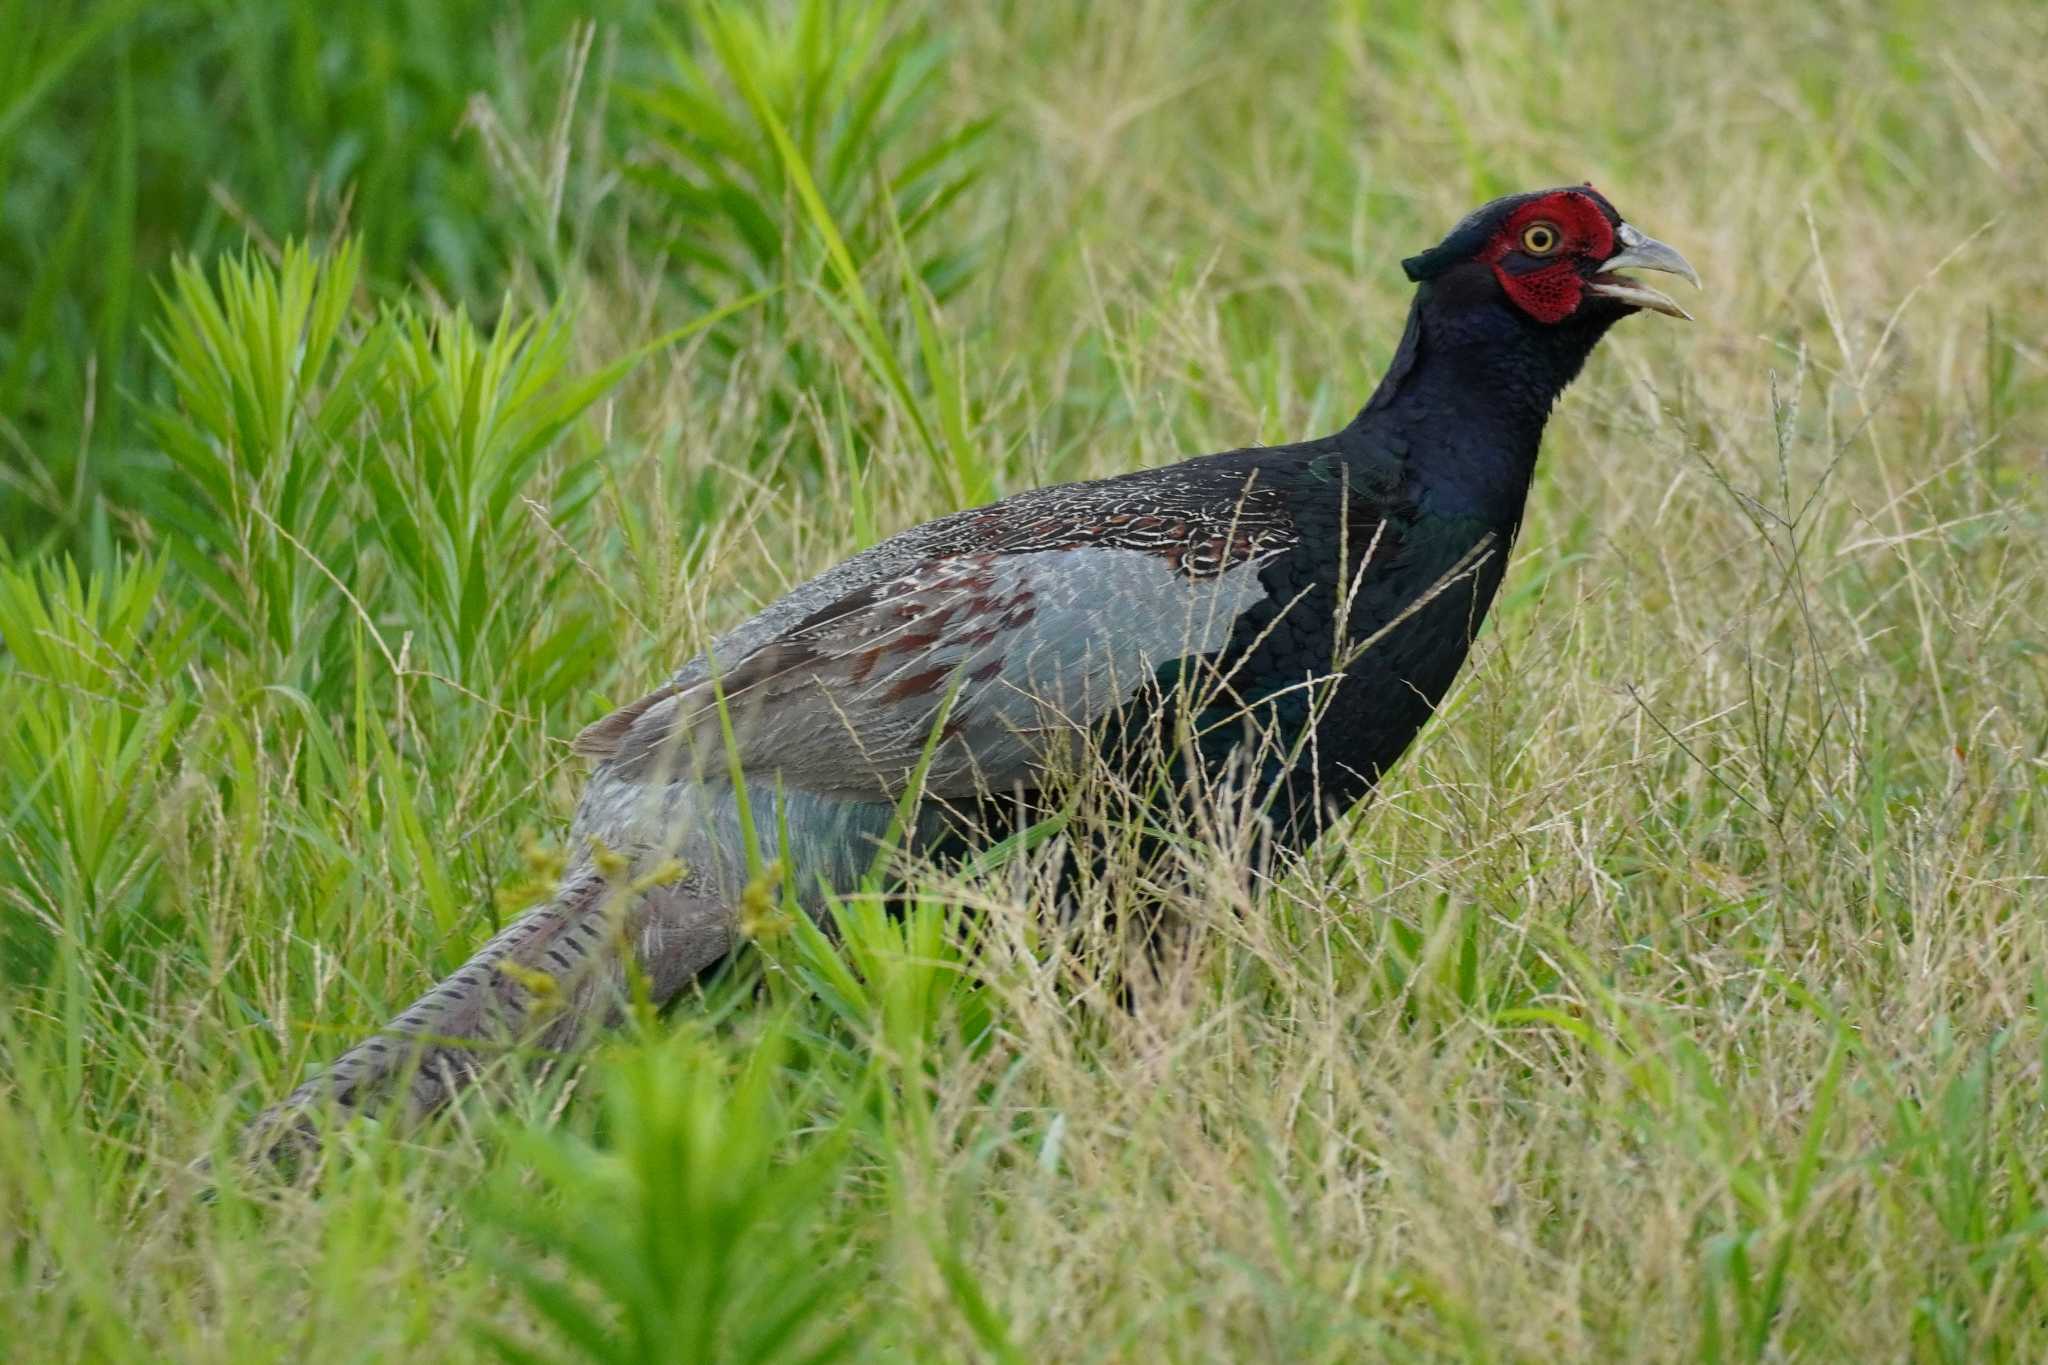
xmin=4 ymin=0 xmax=2048 ymax=1359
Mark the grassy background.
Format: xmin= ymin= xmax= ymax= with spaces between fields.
xmin=4 ymin=0 xmax=2047 ymax=1359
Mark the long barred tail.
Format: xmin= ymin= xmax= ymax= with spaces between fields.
xmin=243 ymin=868 xmax=734 ymax=1162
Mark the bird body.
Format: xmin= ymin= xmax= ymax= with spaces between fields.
xmin=253 ymin=185 xmax=1698 ymax=1146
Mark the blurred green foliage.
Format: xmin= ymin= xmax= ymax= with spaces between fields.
xmin=0 ymin=0 xmax=646 ymax=556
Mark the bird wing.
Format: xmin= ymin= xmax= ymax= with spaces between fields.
xmin=575 ymin=542 xmax=1282 ymax=800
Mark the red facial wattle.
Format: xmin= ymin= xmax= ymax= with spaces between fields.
xmin=1483 ymin=190 xmax=1616 ymax=324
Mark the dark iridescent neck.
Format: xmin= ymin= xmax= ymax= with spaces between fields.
xmin=1346 ymin=288 xmax=1615 ymax=524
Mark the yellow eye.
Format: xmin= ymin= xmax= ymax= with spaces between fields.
xmin=1520 ymin=222 xmax=1561 ymax=256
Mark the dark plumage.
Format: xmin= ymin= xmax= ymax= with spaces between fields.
xmin=251 ymin=184 xmax=1698 ymax=1148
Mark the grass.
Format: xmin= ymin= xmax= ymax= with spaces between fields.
xmin=3 ymin=0 xmax=2048 ymax=1358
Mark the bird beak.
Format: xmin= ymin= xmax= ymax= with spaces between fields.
xmin=1588 ymin=222 xmax=1701 ymax=320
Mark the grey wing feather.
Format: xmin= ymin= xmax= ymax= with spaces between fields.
xmin=577 ymin=545 xmax=1276 ymax=801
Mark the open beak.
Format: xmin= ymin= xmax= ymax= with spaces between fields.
xmin=1588 ymin=222 xmax=1701 ymax=320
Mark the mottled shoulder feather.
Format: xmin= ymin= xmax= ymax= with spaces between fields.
xmin=573 ymin=450 xmax=1304 ymax=785
xmin=946 ymin=452 xmax=1297 ymax=577
xmin=581 ymin=545 xmax=1277 ymax=798
xmin=671 ymin=450 xmax=1297 ymax=697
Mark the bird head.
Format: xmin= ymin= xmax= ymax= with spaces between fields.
xmin=1400 ymin=185 xmax=1699 ymax=326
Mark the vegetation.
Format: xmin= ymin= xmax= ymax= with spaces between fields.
xmin=3 ymin=0 xmax=2046 ymax=1358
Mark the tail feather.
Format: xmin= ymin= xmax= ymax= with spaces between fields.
xmin=244 ymin=868 xmax=733 ymax=1162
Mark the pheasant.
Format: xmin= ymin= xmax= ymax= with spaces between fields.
xmin=250 ymin=185 xmax=1697 ymax=1149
